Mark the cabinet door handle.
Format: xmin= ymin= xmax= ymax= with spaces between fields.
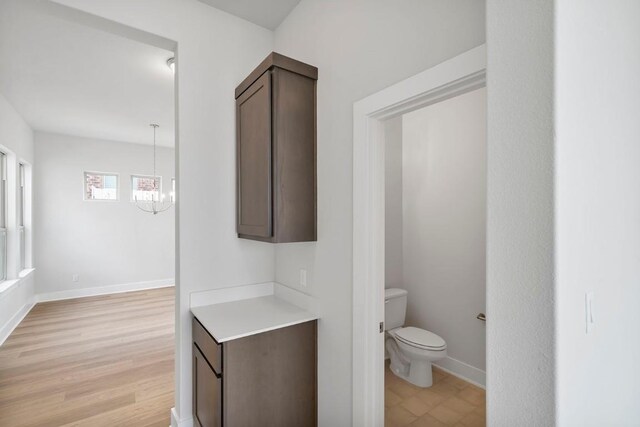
xmin=476 ymin=313 xmax=486 ymax=322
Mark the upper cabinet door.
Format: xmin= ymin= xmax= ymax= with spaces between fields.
xmin=235 ymin=52 xmax=317 ymax=243
xmin=236 ymin=71 xmax=272 ymax=238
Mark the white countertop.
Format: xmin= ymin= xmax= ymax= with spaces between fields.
xmin=191 ymin=295 xmax=319 ymax=343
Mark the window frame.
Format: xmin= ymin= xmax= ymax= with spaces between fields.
xmin=18 ymin=162 xmax=25 ymax=272
xmin=130 ymin=174 xmax=163 ymax=202
xmin=83 ymin=171 xmax=120 ymax=202
xmin=0 ymin=152 xmax=7 ymax=282
xmin=18 ymin=163 xmax=24 ymax=227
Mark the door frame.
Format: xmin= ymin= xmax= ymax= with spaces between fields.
xmin=351 ymin=44 xmax=486 ymax=426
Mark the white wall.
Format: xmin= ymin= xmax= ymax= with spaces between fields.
xmin=0 ymin=93 xmax=35 ymax=344
xmin=0 ymin=94 xmax=33 ymax=163
xmin=400 ymin=88 xmax=486 ymax=382
xmin=34 ymin=132 xmax=174 ymax=298
xmin=47 ymin=0 xmax=275 ymax=423
xmin=273 ymin=1 xmax=485 ymax=424
xmin=555 ymin=0 xmax=640 ymax=425
xmin=384 ymin=117 xmax=403 ymax=288
xmin=486 ymin=1 xmax=556 ymax=424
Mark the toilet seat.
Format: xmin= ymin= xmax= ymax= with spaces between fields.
xmin=394 ymin=327 xmax=446 ymax=350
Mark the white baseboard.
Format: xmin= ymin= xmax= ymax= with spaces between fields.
xmin=0 ymin=298 xmax=36 ymax=346
xmin=171 ymin=407 xmax=193 ymax=427
xmin=433 ymin=356 xmax=486 ymax=389
xmin=37 ymin=278 xmax=174 ymax=303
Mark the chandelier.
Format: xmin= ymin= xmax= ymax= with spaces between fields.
xmin=135 ymin=123 xmax=172 ymax=215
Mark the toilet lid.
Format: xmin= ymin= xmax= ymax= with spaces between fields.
xmin=395 ymin=327 xmax=446 ymax=350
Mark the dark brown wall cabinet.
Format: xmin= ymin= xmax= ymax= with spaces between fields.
xmin=192 ymin=317 xmax=317 ymax=427
xmin=235 ymin=52 xmax=317 ymax=243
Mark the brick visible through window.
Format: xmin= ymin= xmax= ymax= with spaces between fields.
xmin=131 ymin=175 xmax=161 ymax=202
xmin=84 ymin=172 xmax=118 ymax=201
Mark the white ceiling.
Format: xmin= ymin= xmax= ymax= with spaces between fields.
xmin=0 ymin=1 xmax=175 ymax=147
xmin=198 ymin=0 xmax=301 ymax=30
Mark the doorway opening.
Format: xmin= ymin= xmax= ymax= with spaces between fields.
xmin=0 ymin=1 xmax=179 ymax=424
xmin=381 ymin=85 xmax=486 ymax=425
xmin=352 ymin=45 xmax=486 ymax=426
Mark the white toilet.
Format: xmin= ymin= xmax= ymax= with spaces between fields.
xmin=385 ymin=288 xmax=447 ymax=387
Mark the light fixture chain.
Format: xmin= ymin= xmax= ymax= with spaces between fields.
xmin=135 ymin=123 xmax=172 ymax=215
xmin=152 ymin=123 xmax=158 ymax=194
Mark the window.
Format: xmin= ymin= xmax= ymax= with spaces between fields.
xmin=0 ymin=153 xmax=6 ymax=281
xmin=18 ymin=163 xmax=25 ymax=271
xmin=131 ymin=175 xmax=161 ymax=202
xmin=84 ymin=172 xmax=118 ymax=201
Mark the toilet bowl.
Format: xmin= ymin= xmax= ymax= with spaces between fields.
xmin=386 ymin=326 xmax=447 ymax=387
xmin=385 ymin=288 xmax=447 ymax=387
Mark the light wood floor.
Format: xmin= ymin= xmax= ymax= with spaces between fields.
xmin=385 ymin=360 xmax=486 ymax=427
xmin=0 ymin=287 xmax=175 ymax=427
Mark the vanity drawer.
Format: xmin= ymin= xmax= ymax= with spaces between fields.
xmin=193 ymin=317 xmax=222 ymax=375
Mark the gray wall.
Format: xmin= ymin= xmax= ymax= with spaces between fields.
xmin=403 ymin=88 xmax=486 ymax=379
xmin=384 ymin=117 xmax=403 ymax=289
xmin=34 ymin=132 xmax=174 ymax=297
xmin=384 ymin=88 xmax=487 ymax=384
xmin=486 ymin=0 xmax=556 ymax=424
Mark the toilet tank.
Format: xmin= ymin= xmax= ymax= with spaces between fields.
xmin=384 ymin=288 xmax=408 ymax=331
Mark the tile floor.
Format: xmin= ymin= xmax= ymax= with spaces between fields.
xmin=385 ymin=360 xmax=486 ymax=427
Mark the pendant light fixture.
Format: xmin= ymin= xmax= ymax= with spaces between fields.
xmin=135 ymin=123 xmax=172 ymax=215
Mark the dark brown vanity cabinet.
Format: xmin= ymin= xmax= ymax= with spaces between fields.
xmin=192 ymin=317 xmax=317 ymax=427
xmin=235 ymin=52 xmax=317 ymax=243
xmin=193 ymin=344 xmax=222 ymax=427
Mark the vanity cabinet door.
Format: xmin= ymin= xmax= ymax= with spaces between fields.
xmin=236 ymin=71 xmax=272 ymax=239
xmin=193 ymin=344 xmax=222 ymax=427
xmin=223 ymin=320 xmax=317 ymax=427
